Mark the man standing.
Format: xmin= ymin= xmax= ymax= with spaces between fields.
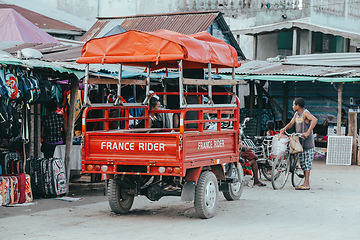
xmin=280 ymin=98 xmax=317 ymax=190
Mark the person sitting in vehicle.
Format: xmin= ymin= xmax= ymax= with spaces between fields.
xmin=240 ymin=145 xmax=267 ymax=187
xmin=149 ymin=97 xmax=162 ymax=128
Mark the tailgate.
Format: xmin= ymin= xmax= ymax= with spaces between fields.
xmin=182 ymin=131 xmax=238 ymax=165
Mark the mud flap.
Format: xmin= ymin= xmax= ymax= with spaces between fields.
xmin=181 ymin=181 xmax=195 ymax=202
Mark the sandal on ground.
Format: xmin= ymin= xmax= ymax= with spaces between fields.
xmin=295 ymin=185 xmax=310 ymax=190
xmin=254 ymin=182 xmax=266 ymax=187
xmin=164 ymin=185 xmax=180 ymax=191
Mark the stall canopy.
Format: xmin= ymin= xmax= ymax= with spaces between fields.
xmin=0 ymin=8 xmax=61 ymax=44
xmin=76 ymin=29 xmax=240 ymax=70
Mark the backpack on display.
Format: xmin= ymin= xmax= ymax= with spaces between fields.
xmin=51 ymin=83 xmax=63 ymax=104
xmin=0 ymin=69 xmax=10 ymax=99
xmin=16 ymin=71 xmax=32 ymax=103
xmin=4 ymin=69 xmax=20 ymax=100
xmin=37 ymin=74 xmax=52 ymax=103
xmin=0 ymin=101 xmax=10 ymax=138
xmin=25 ymin=73 xmax=40 ymax=103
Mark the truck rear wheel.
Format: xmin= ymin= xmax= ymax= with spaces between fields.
xmin=223 ymin=163 xmax=243 ymax=201
xmin=108 ymin=179 xmax=134 ymax=214
xmin=194 ymin=171 xmax=218 ymax=219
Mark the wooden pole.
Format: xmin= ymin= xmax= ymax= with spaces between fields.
xmin=29 ymin=105 xmax=35 ymax=158
xmin=249 ymin=80 xmax=255 ymax=117
xmin=35 ymin=104 xmax=41 ymax=158
xmin=65 ymin=76 xmax=79 ymax=195
xmin=256 ymin=81 xmax=264 ymax=135
xmin=83 ymin=64 xmax=89 ymax=105
xmin=337 ymin=82 xmax=343 ymax=136
xmin=348 ymin=112 xmax=357 ymax=165
xmin=282 ymin=82 xmax=289 ymax=127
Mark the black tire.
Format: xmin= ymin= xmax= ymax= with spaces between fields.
xmin=271 ymin=151 xmax=290 ymax=190
xmin=108 ymin=179 xmax=134 ymax=214
xmin=291 ymin=155 xmax=305 ymax=187
xmin=260 ymin=163 xmax=272 ymax=181
xmin=194 ymin=171 xmax=219 ymax=219
xmin=223 ymin=163 xmax=244 ymax=201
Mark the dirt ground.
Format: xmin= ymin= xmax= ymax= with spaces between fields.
xmin=1 ymin=158 xmax=360 ymax=240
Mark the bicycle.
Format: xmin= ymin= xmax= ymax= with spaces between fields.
xmin=239 ymin=117 xmax=274 ymax=181
xmin=271 ymin=132 xmax=305 ymax=190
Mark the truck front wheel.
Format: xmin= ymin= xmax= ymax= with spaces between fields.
xmin=108 ymin=179 xmax=134 ymax=214
xmin=194 ymin=171 xmax=218 ymax=219
xmin=223 ymin=163 xmax=244 ymax=201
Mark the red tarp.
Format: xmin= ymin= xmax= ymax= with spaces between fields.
xmin=76 ymin=29 xmax=240 ymax=70
xmin=0 ymin=8 xmax=60 ymax=44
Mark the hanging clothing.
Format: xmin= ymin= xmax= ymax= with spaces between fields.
xmin=42 ymin=111 xmax=65 ymax=144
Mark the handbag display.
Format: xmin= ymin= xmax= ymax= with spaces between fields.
xmin=289 ymin=135 xmax=303 ymax=154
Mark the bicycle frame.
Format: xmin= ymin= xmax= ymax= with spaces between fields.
xmin=271 ymin=132 xmax=304 ymax=190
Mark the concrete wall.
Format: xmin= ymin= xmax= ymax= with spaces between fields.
xmin=311 ymin=0 xmax=360 ymax=34
xmin=257 ymin=33 xmax=279 ymax=60
xmin=299 ymin=30 xmax=311 ymax=55
xmin=32 ymin=0 xmax=311 ymax=59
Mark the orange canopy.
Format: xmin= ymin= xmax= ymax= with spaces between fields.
xmin=76 ymin=29 xmax=240 ymax=70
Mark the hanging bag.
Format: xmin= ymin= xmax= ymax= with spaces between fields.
xmin=4 ymin=68 xmax=20 ymax=100
xmin=289 ymin=113 xmax=305 ymax=154
xmin=289 ymin=135 xmax=303 ymax=154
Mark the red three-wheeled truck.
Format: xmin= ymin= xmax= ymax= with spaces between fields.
xmin=76 ymin=29 xmax=243 ymax=218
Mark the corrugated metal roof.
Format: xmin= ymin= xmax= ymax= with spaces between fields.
xmin=2 ymin=42 xmax=83 ymax=62
xmin=284 ymin=53 xmax=360 ymax=67
xmin=218 ymin=60 xmax=360 ymax=78
xmin=121 ymin=13 xmax=216 ymax=35
xmin=80 ymin=11 xmax=245 ymax=59
xmin=81 ymin=11 xmax=218 ymax=41
xmin=0 ymin=4 xmax=83 ymax=31
xmin=80 ymin=20 xmax=110 ymax=42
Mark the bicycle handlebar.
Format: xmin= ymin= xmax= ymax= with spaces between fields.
xmin=283 ymin=131 xmax=304 ymax=139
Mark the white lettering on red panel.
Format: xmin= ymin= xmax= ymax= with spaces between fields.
xmin=101 ymin=142 xmax=165 ymax=151
xmin=198 ymin=140 xmax=224 ymax=150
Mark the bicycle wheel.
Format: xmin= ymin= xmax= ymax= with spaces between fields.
xmin=291 ymin=154 xmax=305 ymax=187
xmin=271 ymin=151 xmax=290 ymax=190
xmin=260 ymin=161 xmax=272 ymax=181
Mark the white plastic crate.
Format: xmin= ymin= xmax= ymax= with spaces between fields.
xmin=326 ymin=136 xmax=353 ymax=165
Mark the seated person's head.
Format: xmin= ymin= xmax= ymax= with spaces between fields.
xmin=266 ymin=120 xmax=275 ymax=130
xmin=150 ymin=97 xmax=160 ymax=110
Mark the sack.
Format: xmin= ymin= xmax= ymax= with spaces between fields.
xmin=289 ymin=135 xmax=303 ymax=154
xmin=271 ymin=134 xmax=289 ymax=156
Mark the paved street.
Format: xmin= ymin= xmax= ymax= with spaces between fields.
xmin=1 ymin=159 xmax=360 ymax=240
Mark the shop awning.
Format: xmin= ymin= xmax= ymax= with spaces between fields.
xmin=239 ymin=75 xmax=360 ymax=83
xmin=233 ymin=18 xmax=360 ymax=40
